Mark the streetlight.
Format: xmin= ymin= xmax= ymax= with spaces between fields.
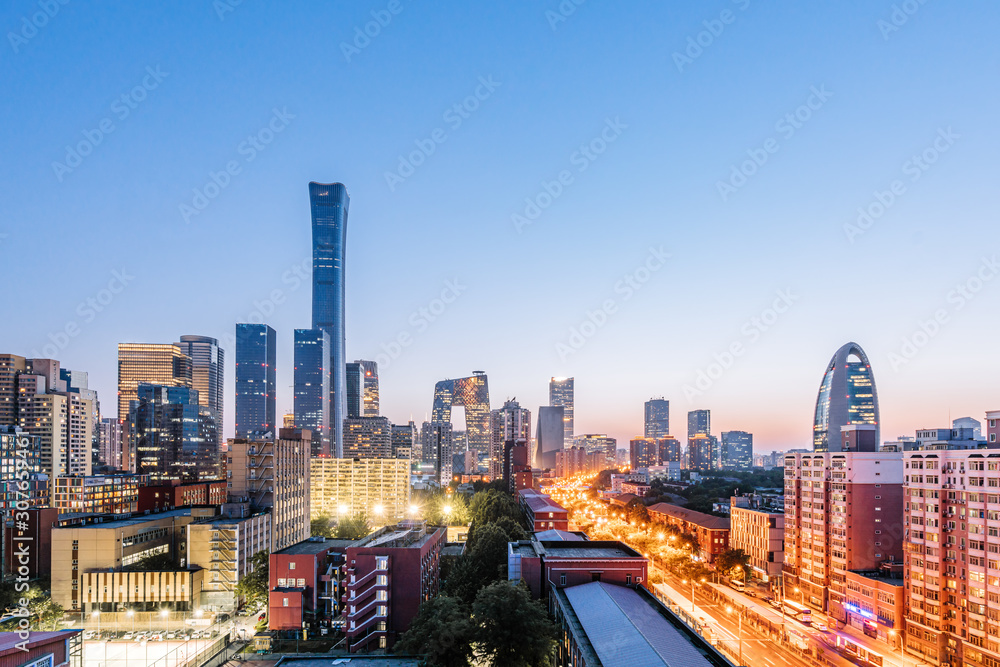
xmin=794 ymin=586 xmax=804 ymax=604
xmin=91 ymin=610 xmax=100 ymax=636
xmin=726 ymin=605 xmax=743 ymax=665
xmin=127 ymin=609 xmax=135 ymax=633
xmin=889 ymin=629 xmax=903 ymax=666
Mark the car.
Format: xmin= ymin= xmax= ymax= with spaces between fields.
xmin=83 ymin=631 xmax=96 ymax=640
xmin=165 ymin=632 xmax=176 ymax=639
xmin=122 ymin=632 xmax=135 ymax=640
xmin=150 ymin=633 xmax=164 ymax=641
xmin=745 ymin=589 xmax=757 ymax=598
xmin=813 ymin=622 xmax=828 ymax=632
xmin=768 ymin=599 xmax=782 ymax=609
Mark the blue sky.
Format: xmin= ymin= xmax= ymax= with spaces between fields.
xmin=3 ymin=1 xmax=999 ymax=450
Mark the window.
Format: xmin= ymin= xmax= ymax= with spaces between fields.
xmin=277 ymin=578 xmax=287 ymax=587
xmin=282 ymin=598 xmax=289 ymax=607
xmin=297 ymin=578 xmax=305 ymax=587
xmin=289 ymin=562 xmax=296 ymax=570
xmin=560 ymin=574 xmax=566 ymax=585
xmin=626 ymin=574 xmax=632 ymax=584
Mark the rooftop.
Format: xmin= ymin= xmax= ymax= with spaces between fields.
xmin=0 ymin=631 xmax=80 ymax=657
xmin=559 ymin=582 xmax=734 ymax=667
xmin=534 ymin=529 xmax=586 ymax=541
xmin=275 ymin=538 xmax=360 ymax=555
xmin=56 ymin=508 xmax=192 ymax=529
xmin=538 ymin=540 xmax=642 ymax=560
xmin=519 ymin=489 xmax=567 ymax=514
xmin=272 ymin=657 xmax=421 ymax=667
xmin=648 ymin=503 xmax=730 ymax=531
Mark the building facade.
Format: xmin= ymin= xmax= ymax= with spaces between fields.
xmin=310 ymin=457 xmax=411 ymax=522
xmin=729 ymin=500 xmax=784 ymax=581
xmin=489 ymin=399 xmax=531 ymax=481
xmin=721 ymin=430 xmax=753 ymax=470
xmin=293 ymin=328 xmax=330 ymax=457
xmin=128 ymin=384 xmax=218 ymax=481
xmin=644 ymin=398 xmax=670 ymax=439
xmin=431 ymin=372 xmax=490 ymax=455
xmin=117 ymin=343 xmax=192 ymax=422
xmin=343 ymin=416 xmax=392 ymax=459
xmin=647 ymin=503 xmax=730 ymax=564
xmin=235 ymin=323 xmax=277 ymax=438
xmin=51 ymin=474 xmax=147 ymax=514
xmin=813 ymin=342 xmax=880 ymax=452
xmin=177 ymin=335 xmax=224 ymax=449
xmin=549 ymin=377 xmax=574 ymax=444
xmin=535 ymin=405 xmax=565 ymax=470
xmin=783 ymin=450 xmax=904 ymax=618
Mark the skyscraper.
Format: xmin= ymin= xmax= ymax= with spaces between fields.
xmin=688 ymin=434 xmax=716 ymax=472
xmin=644 ymin=398 xmax=670 ymax=439
xmin=657 ymin=437 xmax=682 ymax=464
xmin=128 ymin=383 xmax=217 ymax=480
xmin=535 ymin=405 xmax=565 ymax=470
xmin=489 ymin=399 xmax=530 ymax=481
xmin=629 ymin=437 xmax=658 ymax=470
xmin=720 ymin=430 xmax=753 ymax=470
xmin=293 ymin=329 xmax=330 ymax=457
xmin=431 ymin=372 xmax=490 ymax=455
xmin=549 ymin=377 xmax=574 ymax=443
xmin=343 ymin=416 xmax=392 ymax=459
xmin=99 ymin=417 xmax=124 ymax=470
xmin=347 ymin=359 xmax=379 ymax=419
xmin=117 ymin=343 xmax=192 ymax=421
xmin=178 ymin=335 xmax=224 ymax=447
xmin=421 ymin=421 xmax=453 ymax=484
xmin=310 ymin=182 xmax=349 ymax=458
xmin=235 ymin=324 xmax=277 ymax=438
xmin=813 ymin=342 xmax=880 ymax=452
xmin=687 ymin=409 xmax=710 ymax=440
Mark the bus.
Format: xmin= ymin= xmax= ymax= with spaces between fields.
xmin=728 ymin=578 xmax=745 ymax=592
xmin=782 ymin=599 xmax=812 ymax=625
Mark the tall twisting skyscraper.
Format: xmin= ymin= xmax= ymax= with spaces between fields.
xmin=812 ymin=342 xmax=880 ymax=452
xmin=644 ymin=398 xmax=670 ymax=439
xmin=235 ymin=324 xmax=277 ymax=438
xmin=310 ymin=182 xmax=349 ymax=458
xmin=549 ymin=377 xmax=574 ymax=443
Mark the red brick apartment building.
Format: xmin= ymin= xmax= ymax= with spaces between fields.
xmin=342 ymin=522 xmax=446 ymax=653
xmin=508 ymin=537 xmax=648 ymax=599
xmin=518 ymin=488 xmax=569 ymax=532
xmin=647 ymin=503 xmax=730 ymax=564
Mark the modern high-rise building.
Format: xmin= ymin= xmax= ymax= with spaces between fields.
xmin=813 ymin=342 xmax=880 ymax=452
xmin=431 ymin=372 xmax=490 ymax=455
xmin=177 ymin=335 xmax=224 ymax=446
xmin=128 ymin=384 xmax=218 ymax=480
xmin=60 ymin=367 xmax=100 ymax=466
xmin=951 ymin=416 xmax=982 ymax=440
xmin=535 ymin=405 xmax=565 ymax=470
xmin=549 ymin=377 xmax=574 ymax=443
xmin=346 ymin=362 xmax=362 ymax=419
xmin=782 ymin=451 xmax=904 ymax=616
xmin=657 ymin=436 xmax=682 ymax=465
xmin=293 ymin=328 xmax=330 ymax=457
xmin=346 ymin=359 xmax=379 ymax=419
xmin=227 ymin=428 xmax=311 ymax=552
xmin=688 ymin=434 xmax=717 ymax=472
xmin=629 ymin=437 xmax=658 ymax=470
xmin=117 ymin=343 xmax=192 ymax=421
xmin=721 ymin=431 xmax=753 ymax=470
xmin=644 ymin=398 xmax=670 ymax=439
xmin=421 ymin=421 xmax=453 ymax=484
xmin=235 ymin=323 xmax=277 ymax=438
xmin=574 ymin=434 xmax=617 ymax=468
xmin=310 ymin=182 xmax=349 ymax=459
xmin=391 ymin=421 xmax=417 ymax=461
xmin=0 ymin=354 xmax=27 ymax=425
xmin=687 ymin=409 xmax=710 ymax=440
xmin=16 ymin=365 xmax=94 ymax=478
xmin=99 ymin=417 xmax=124 ymax=470
xmin=902 ymin=448 xmax=1000 ymax=666
xmin=343 ymin=416 xmax=392 ymax=459
xmin=0 ymin=425 xmax=46 ymax=514
xmin=489 ymin=399 xmax=531 ymax=481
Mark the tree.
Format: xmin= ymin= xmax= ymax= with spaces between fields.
xmin=716 ymin=548 xmax=752 ymax=581
xmin=0 ymin=583 xmax=64 ymax=631
xmin=625 ymin=497 xmax=650 ymax=525
xmin=446 ymin=523 xmax=513 ymax=603
xmin=311 ymin=513 xmax=334 ymax=538
xmin=235 ymin=551 xmax=269 ymax=612
xmin=335 ymin=512 xmax=372 ymax=540
xmin=395 ymin=595 xmax=474 ymax=667
xmin=592 ymin=469 xmax=617 ymax=490
xmin=472 ymin=581 xmax=556 ymax=667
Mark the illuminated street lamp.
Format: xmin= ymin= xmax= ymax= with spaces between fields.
xmin=126 ymin=609 xmax=135 ymax=633
xmin=91 ymin=610 xmax=100 ymax=635
xmin=889 ymin=629 xmax=903 ymax=666
xmin=338 ymin=504 xmax=349 ymax=515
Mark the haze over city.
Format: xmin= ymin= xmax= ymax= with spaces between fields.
xmin=3 ymin=1 xmax=999 ymax=451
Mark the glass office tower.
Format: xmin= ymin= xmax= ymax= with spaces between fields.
xmin=178 ymin=335 xmax=224 ymax=447
xmin=117 ymin=343 xmax=192 ymax=422
xmin=235 ymin=324 xmax=277 ymax=438
xmin=644 ymin=398 xmax=670 ymax=439
xmin=813 ymin=342 xmax=880 ymax=452
xmin=432 ymin=372 xmax=490 ymax=455
xmin=294 ymin=328 xmax=330 ymax=457
xmin=309 ymin=182 xmax=349 ymax=459
xmin=549 ymin=377 xmax=574 ymax=443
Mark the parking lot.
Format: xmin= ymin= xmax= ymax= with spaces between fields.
xmin=81 ymin=630 xmax=225 ymax=667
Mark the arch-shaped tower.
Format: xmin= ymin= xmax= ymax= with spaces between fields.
xmin=813 ymin=342 xmax=880 ymax=452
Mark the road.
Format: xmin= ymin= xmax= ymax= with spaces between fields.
xmin=548 ymin=479 xmax=912 ymax=667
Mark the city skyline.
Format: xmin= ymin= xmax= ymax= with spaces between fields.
xmin=4 ymin=3 xmax=999 ymax=453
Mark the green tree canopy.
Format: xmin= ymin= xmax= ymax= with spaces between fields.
xmin=625 ymin=497 xmax=650 ymax=525
xmin=472 ymin=582 xmax=557 ymax=667
xmin=311 ymin=513 xmax=334 ymax=538
xmin=235 ymin=551 xmax=269 ymax=612
xmin=335 ymin=512 xmax=372 ymax=540
xmin=716 ymin=548 xmax=752 ymax=581
xmin=446 ymin=523 xmax=514 ymax=603
xmin=395 ymin=595 xmax=474 ymax=667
